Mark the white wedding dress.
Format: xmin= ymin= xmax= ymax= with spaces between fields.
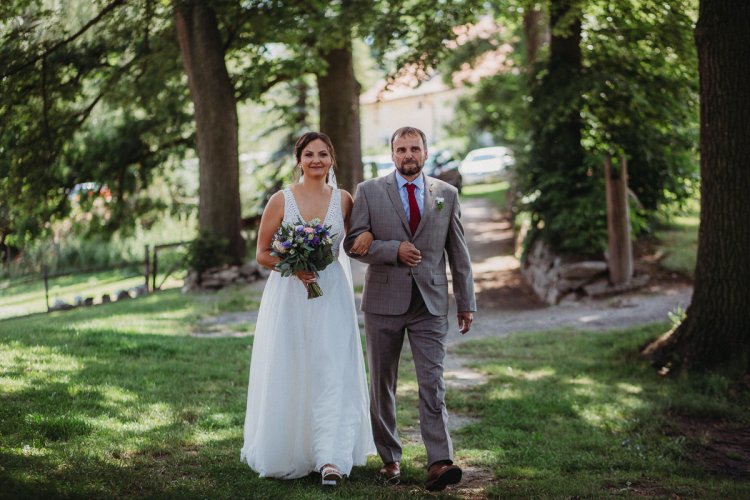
xmin=240 ymin=187 xmax=375 ymax=478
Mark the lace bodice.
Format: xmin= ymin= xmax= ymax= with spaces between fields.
xmin=282 ymin=187 xmax=344 ymax=258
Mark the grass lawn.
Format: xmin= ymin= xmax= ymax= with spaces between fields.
xmin=2 ymin=288 xmax=748 ymax=498
xmin=653 ymin=201 xmax=699 ymax=279
xmin=460 ymin=181 xmax=509 ymax=211
xmin=0 ymin=268 xmax=185 ymax=321
xmin=451 ymin=324 xmax=749 ymax=498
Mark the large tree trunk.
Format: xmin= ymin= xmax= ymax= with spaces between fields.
xmin=317 ymin=39 xmax=363 ymax=193
xmin=525 ymin=0 xmax=587 ymax=251
xmin=175 ymin=2 xmax=244 ymax=264
xmin=642 ymin=0 xmax=750 ymax=374
xmin=545 ymin=0 xmax=584 ymax=171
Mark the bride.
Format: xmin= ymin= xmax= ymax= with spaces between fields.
xmin=240 ymin=132 xmax=376 ymax=485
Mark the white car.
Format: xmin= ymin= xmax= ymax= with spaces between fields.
xmin=459 ymin=147 xmax=514 ymax=184
xmin=363 ymin=155 xmax=395 ymax=179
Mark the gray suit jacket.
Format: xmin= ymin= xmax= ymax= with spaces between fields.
xmin=344 ymin=171 xmax=476 ymax=316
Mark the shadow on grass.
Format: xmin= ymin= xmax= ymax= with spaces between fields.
xmin=0 ymin=290 xmax=436 ymax=498
xmin=446 ymin=324 xmax=750 ymax=498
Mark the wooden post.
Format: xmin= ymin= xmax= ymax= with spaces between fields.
xmin=144 ymin=245 xmax=150 ymax=292
xmin=152 ymin=248 xmax=159 ymax=291
xmin=43 ymin=264 xmax=50 ymax=312
xmin=605 ymin=155 xmax=633 ymax=284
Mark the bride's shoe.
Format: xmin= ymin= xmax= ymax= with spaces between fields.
xmin=320 ymin=464 xmax=342 ymax=486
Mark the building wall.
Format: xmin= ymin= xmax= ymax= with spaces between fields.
xmin=360 ymin=87 xmax=465 ymax=152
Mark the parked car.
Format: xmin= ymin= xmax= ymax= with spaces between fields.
xmin=459 ymin=146 xmax=514 ymax=184
xmin=423 ymin=149 xmax=463 ymax=192
xmin=362 ymin=155 xmax=394 ymax=179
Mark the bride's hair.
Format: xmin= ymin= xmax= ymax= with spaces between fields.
xmin=294 ymin=132 xmax=337 ymax=179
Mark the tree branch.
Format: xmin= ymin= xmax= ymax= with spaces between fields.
xmin=1 ymin=0 xmax=128 ymax=78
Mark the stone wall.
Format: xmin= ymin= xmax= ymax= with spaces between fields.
xmin=181 ymin=262 xmax=269 ymax=293
xmin=521 ymin=239 xmax=648 ymax=304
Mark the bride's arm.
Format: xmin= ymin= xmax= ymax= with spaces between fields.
xmin=344 ymin=184 xmax=401 ymax=265
xmin=341 ymin=190 xmax=373 ymax=255
xmin=255 ymin=192 xmax=284 ymax=270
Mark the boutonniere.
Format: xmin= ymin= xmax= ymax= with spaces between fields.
xmin=436 ymin=197 xmax=445 ymax=210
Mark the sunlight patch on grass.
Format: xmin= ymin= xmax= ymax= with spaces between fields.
xmin=397 ymin=380 xmax=419 ymax=397
xmin=99 ymin=384 xmax=139 ymax=405
xmin=487 ymin=383 xmax=520 ymax=401
xmin=192 ymin=427 xmax=241 ymax=446
xmin=616 ymin=382 xmax=643 ymax=394
xmin=506 ymin=366 xmax=555 ymax=381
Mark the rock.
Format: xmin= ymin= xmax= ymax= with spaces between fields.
xmin=200 ymin=278 xmax=223 ymax=289
xmin=116 ymin=290 xmax=132 ymax=300
xmin=545 ymin=287 xmax=561 ymax=305
xmin=559 ymin=261 xmax=608 ymax=280
xmin=181 ymin=272 xmax=199 ymax=293
xmin=204 ymin=264 xmax=229 ymax=276
xmin=556 ymin=278 xmax=591 ymax=292
xmin=50 ymin=299 xmax=74 ymax=311
xmin=101 ymin=294 xmax=112 ymax=303
xmin=132 ymin=285 xmax=148 ymax=297
xmin=239 ymin=262 xmax=259 ymax=277
xmin=83 ymin=297 xmax=94 ymax=306
xmin=216 ymin=267 xmax=240 ymax=281
xmin=74 ymin=295 xmax=84 ymax=306
xmin=582 ymin=278 xmax=612 ymax=297
xmin=584 ymin=274 xmax=651 ymax=298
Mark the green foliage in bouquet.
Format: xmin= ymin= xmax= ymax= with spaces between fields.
xmin=270 ymin=218 xmax=336 ymax=299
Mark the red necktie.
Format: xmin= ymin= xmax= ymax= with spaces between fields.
xmin=405 ymin=183 xmax=421 ymax=235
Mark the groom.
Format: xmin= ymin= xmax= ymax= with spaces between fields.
xmin=344 ymin=126 xmax=476 ymax=492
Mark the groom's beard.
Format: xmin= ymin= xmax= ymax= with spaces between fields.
xmin=396 ymin=158 xmax=424 ymax=177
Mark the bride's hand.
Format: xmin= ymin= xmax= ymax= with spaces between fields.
xmin=350 ymin=231 xmax=374 ymax=255
xmin=294 ymin=271 xmax=317 ymax=284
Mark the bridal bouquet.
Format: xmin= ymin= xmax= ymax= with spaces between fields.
xmin=270 ymin=218 xmax=336 ymax=299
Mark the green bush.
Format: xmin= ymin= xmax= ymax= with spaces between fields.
xmin=186 ymin=233 xmax=228 ymax=274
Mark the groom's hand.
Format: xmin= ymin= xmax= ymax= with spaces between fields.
xmin=457 ymin=312 xmax=473 ymax=335
xmin=398 ymin=242 xmax=422 ymax=267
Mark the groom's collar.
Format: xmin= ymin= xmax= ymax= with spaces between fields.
xmin=395 ymin=171 xmax=425 ymax=191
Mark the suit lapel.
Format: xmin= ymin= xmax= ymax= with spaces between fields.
xmin=412 ymin=175 xmax=434 ymax=239
xmin=386 ymin=172 xmax=411 ymax=234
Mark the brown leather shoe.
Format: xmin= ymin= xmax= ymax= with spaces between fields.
xmin=425 ymin=461 xmax=462 ymax=492
xmin=379 ymin=461 xmax=400 ymax=485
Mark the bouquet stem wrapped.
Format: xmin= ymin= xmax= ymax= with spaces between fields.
xmin=270 ymin=218 xmax=336 ymax=299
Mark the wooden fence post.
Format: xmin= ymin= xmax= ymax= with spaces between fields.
xmin=144 ymin=245 xmax=150 ymax=292
xmin=605 ymin=155 xmax=633 ymax=285
xmin=152 ymin=248 xmax=158 ymax=291
xmin=43 ymin=264 xmax=50 ymax=312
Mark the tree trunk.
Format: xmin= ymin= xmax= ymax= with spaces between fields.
xmin=175 ymin=2 xmax=244 ymax=264
xmin=318 ymin=39 xmax=363 ymax=193
xmin=523 ymin=7 xmax=548 ymax=69
xmin=642 ymin=0 xmax=750 ymax=374
xmin=545 ymin=0 xmax=584 ymax=172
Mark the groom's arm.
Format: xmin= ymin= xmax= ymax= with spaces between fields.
xmin=344 ymin=183 xmax=401 ymax=265
xmin=445 ymin=191 xmax=477 ymax=313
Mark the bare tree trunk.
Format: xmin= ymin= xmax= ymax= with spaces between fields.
xmin=175 ymin=1 xmax=244 ymax=264
xmin=318 ymin=39 xmax=363 ymax=193
xmin=605 ymin=156 xmax=633 ymax=284
xmin=642 ymin=0 xmax=750 ymax=375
